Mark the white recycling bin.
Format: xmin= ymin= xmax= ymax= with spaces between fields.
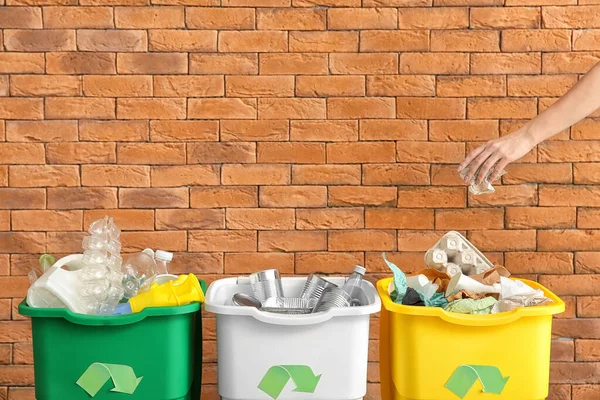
xmin=204 ymin=276 xmax=381 ymax=400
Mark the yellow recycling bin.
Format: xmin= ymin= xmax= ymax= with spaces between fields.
xmin=377 ymin=278 xmax=564 ymax=400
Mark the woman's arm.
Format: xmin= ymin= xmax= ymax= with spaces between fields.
xmin=458 ymin=62 xmax=600 ymax=184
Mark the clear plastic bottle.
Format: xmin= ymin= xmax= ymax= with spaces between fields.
xmin=121 ymin=250 xmax=157 ymax=299
xmin=155 ymin=250 xmax=173 ymax=275
xmin=341 ymin=265 xmax=367 ymax=306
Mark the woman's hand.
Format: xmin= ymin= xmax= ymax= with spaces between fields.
xmin=457 ymin=129 xmax=537 ymax=184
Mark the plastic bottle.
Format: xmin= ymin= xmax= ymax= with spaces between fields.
xmin=155 ymin=250 xmax=173 ymax=275
xmin=340 ymin=265 xmax=367 ymax=306
xmin=121 ymin=249 xmax=157 ymax=299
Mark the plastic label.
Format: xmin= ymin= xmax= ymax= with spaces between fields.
xmin=76 ymin=362 xmax=143 ymax=397
xmin=445 ymin=365 xmax=509 ymax=398
xmin=258 ymin=365 xmax=321 ymax=399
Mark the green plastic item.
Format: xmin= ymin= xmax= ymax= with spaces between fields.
xmin=18 ymin=280 xmax=206 ymax=400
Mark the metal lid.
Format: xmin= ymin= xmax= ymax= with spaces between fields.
xmin=155 ymin=250 xmax=173 ymax=262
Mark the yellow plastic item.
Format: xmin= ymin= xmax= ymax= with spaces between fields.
xmin=130 ymin=273 xmax=205 ymax=313
xmin=377 ymin=277 xmax=564 ymax=400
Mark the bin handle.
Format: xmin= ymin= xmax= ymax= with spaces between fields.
xmin=436 ymin=308 xmax=524 ymax=327
xmin=248 ymin=308 xmax=337 ymax=326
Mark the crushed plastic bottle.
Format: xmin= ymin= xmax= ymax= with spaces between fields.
xmin=155 ymin=250 xmax=173 ymax=275
xmin=122 ymin=250 xmax=157 ymax=299
xmin=459 ymin=166 xmax=506 ymax=195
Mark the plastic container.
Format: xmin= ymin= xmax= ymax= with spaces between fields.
xmin=425 ymin=231 xmax=494 ymax=277
xmin=377 ymin=277 xmax=564 ymax=400
xmin=205 ymin=276 xmax=381 ymax=400
xmin=18 ymin=279 xmax=206 ymax=400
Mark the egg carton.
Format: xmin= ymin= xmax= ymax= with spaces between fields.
xmin=424 ymin=231 xmax=494 ymax=276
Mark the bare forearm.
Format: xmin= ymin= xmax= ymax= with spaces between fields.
xmin=522 ymin=62 xmax=600 ymax=145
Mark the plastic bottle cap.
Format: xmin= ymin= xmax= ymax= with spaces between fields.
xmin=155 ymin=250 xmax=173 ymax=262
xmin=142 ymin=248 xmax=155 ymax=258
xmin=354 ymin=265 xmax=366 ymax=275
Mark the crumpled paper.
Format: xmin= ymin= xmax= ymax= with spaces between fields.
xmin=460 ymin=166 xmax=506 ymax=195
xmin=383 ymin=253 xmax=448 ymax=308
xmin=471 ymin=266 xmax=511 ymax=286
xmin=445 ymin=297 xmax=498 ymax=314
xmin=447 ymin=290 xmax=500 ymax=302
xmin=491 ymin=277 xmax=552 ymax=313
xmin=409 ymin=268 xmax=451 ymax=294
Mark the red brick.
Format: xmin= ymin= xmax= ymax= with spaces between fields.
xmin=189 ymin=230 xmax=256 ymax=252
xmin=13 ymin=342 xmax=33 ymax=364
xmin=467 ymin=229 xmax=537 ymax=251
xmin=328 ymin=230 xmax=396 ymax=251
xmin=543 ymin=52 xmax=600 ymax=74
xmin=436 ymin=209 xmax=504 ymax=230
xmin=83 ymin=76 xmax=152 ymax=97
xmin=118 ymin=143 xmax=186 ymax=165
xmin=190 ymin=54 xmax=258 ymax=75
xmin=540 ymin=186 xmax=600 ymax=206
xmin=397 ymin=97 xmax=465 ymax=119
xmin=119 ymin=188 xmax=188 ymax=208
xmin=471 ymin=7 xmax=540 ymax=28
xmin=397 ymin=142 xmax=464 ymax=163
xmin=260 ymin=186 xmax=326 ymax=207
xmin=543 ymin=6 xmax=600 ymax=28
xmin=398 ymin=187 xmax=466 ymax=208
xmin=0 ymin=7 xmax=42 ymax=28
xmin=221 ymin=120 xmax=288 ymax=142
xmin=296 ymin=76 xmax=365 ymax=97
xmin=258 ymin=231 xmax=326 ymax=252
xmin=219 ymin=31 xmax=287 ymax=52
xmin=365 ymin=208 xmax=434 ymax=229
xmin=296 ymin=208 xmax=363 ymax=229
xmin=505 ymin=252 xmax=574 ymax=274
xmin=503 ymin=29 xmax=571 ymax=52
xmin=578 ymin=298 xmax=600 ymax=318
xmin=399 ymin=7 xmax=468 ymax=29
xmin=552 ymin=340 xmax=575 ymax=362
xmin=121 ymin=231 xmax=187 ymax=252
xmin=578 ymin=208 xmax=600 ymax=229
xmin=257 ymin=8 xmax=326 ymax=30
xmin=150 ymin=121 xmax=218 ymax=142
xmin=191 ymin=187 xmax=258 ymax=208
xmin=506 ymin=206 xmax=576 ymax=228
xmin=12 ymin=210 xmax=82 ymax=231
xmin=148 ymin=30 xmax=216 ymax=52
xmin=292 ymin=165 xmax=361 ymax=185
xmin=471 ymin=52 xmax=541 ymax=74
xmin=360 ymin=30 xmax=428 ymax=52
xmin=291 ymin=120 xmax=358 ymax=141
xmin=429 ymin=120 xmax=498 ymax=141
xmin=46 ymin=52 xmax=116 ymax=74
xmin=0 ymin=365 xmax=33 ymax=386
xmin=329 ymin=186 xmax=396 ymax=206
xmin=328 ymin=98 xmax=395 ymax=119
xmin=539 ymin=230 xmax=600 ymax=251
xmin=189 ymin=98 xmax=256 ymax=119
xmin=10 ymin=75 xmax=81 ymax=97
xmin=0 ymin=189 xmax=45 ymax=209
xmin=0 ymin=99 xmax=43 ymax=120
xmin=367 ymin=75 xmax=434 ymax=97
xmin=43 ymin=6 xmax=113 ymax=28
xmin=84 ymin=210 xmax=154 ymax=231
xmin=328 ymin=8 xmax=397 ymax=29
xmin=296 ymin=252 xmax=364 ymax=274
xmin=508 ymin=75 xmax=577 ymax=97
xmin=77 ymin=29 xmax=147 ymax=51
xmin=222 ymin=164 xmax=290 ymax=185
xmin=437 ymin=76 xmax=506 ymax=97
xmin=572 ymin=384 xmax=600 ymax=400
xmin=226 ymin=76 xmax=293 ymax=97
xmin=117 ymin=53 xmax=187 ymax=74
xmin=187 ymin=142 xmax=255 ymax=164
xmin=468 ymin=98 xmax=537 ymax=119
xmin=435 ymin=0 xmax=501 ymax=5
xmin=431 ymin=30 xmax=499 ymax=52
xmin=260 ymin=53 xmax=328 ymax=75
xmin=363 ymin=164 xmax=430 ymax=185
xmin=400 ymin=53 xmax=469 ymax=74
xmin=224 ymin=253 xmax=294 ymax=274
xmin=0 ymin=144 xmax=44 ymax=164
xmin=289 ymin=31 xmax=358 ymax=52
xmin=573 ymin=30 xmax=600 ymax=51
xmin=171 ymin=253 xmax=223 ymax=275
xmin=330 ymin=53 xmax=398 ymax=75
xmin=46 ymin=97 xmax=114 ymax=119
xmin=46 ymin=143 xmax=116 ymax=164
xmin=4 ymin=29 xmax=75 ymax=51
xmin=80 ymin=120 xmax=148 ymax=142
xmin=151 ymin=165 xmax=219 ymax=187
xmin=115 ymin=6 xmax=184 ymax=28
xmin=47 ymin=187 xmax=117 ymax=209
xmin=504 ymin=164 xmax=572 ymax=184
xmin=469 ymin=185 xmax=538 ymax=207
xmin=327 ymin=142 xmax=395 ymax=164
xmin=155 ymin=209 xmax=224 ymax=230
xmin=576 ymin=252 xmax=600 ymax=273
xmin=186 ymin=8 xmax=254 ymax=29
xmin=227 ymin=208 xmax=294 ymax=230
xmin=117 ymin=98 xmax=186 ymax=119
xmin=0 ymin=233 xmax=44 ymax=253
xmin=81 ymin=165 xmax=149 ymax=187
xmin=222 ymin=0 xmax=290 ymax=5
xmin=542 ymin=275 xmax=600 ymax=296
xmin=360 ymin=120 xmax=427 ymax=141
xmin=572 ymin=119 xmax=600 ymax=140
xmin=259 ymin=98 xmax=325 ymax=119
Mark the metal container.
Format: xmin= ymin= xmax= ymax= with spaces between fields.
xmin=315 ymin=288 xmax=352 ymax=312
xmin=249 ymin=269 xmax=284 ymax=302
xmin=261 ymin=297 xmax=316 ymax=314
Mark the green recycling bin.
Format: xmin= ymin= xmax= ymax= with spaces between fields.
xmin=18 ymin=280 xmax=206 ymax=400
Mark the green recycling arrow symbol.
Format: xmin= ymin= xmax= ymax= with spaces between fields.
xmin=76 ymin=363 xmax=143 ymax=397
xmin=258 ymin=365 xmax=321 ymax=399
xmin=445 ymin=365 xmax=509 ymax=399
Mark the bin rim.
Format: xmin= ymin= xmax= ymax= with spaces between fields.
xmin=18 ymin=279 xmax=206 ymax=327
xmin=204 ymin=276 xmax=381 ymax=326
xmin=376 ymin=277 xmax=565 ymax=327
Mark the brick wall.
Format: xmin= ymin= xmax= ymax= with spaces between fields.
xmin=0 ymin=0 xmax=598 ymax=399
